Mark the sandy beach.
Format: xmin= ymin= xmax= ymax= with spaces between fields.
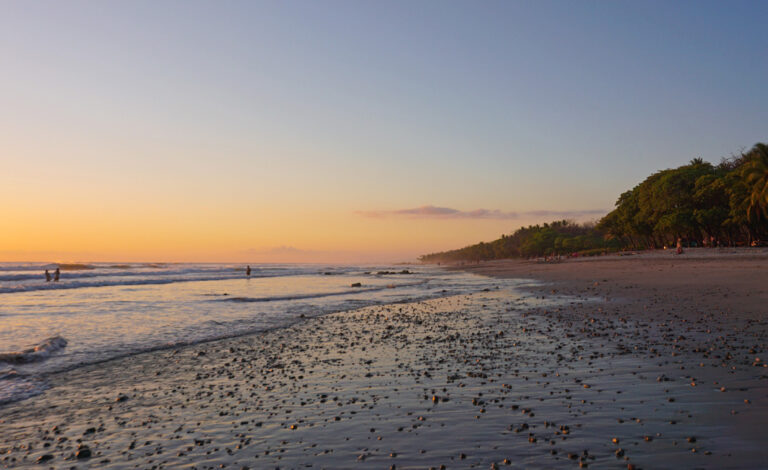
xmin=2 ymin=249 xmax=767 ymax=469
xmin=453 ymin=248 xmax=768 ymax=319
xmin=6 ymin=2 xmax=768 ymax=469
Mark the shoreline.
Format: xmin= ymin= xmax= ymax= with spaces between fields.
xmin=0 ymin=266 xmax=491 ymax=406
xmin=1 ymin=253 xmax=767 ymax=468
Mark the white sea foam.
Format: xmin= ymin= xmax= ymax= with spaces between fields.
xmin=0 ymin=263 xmax=353 ymax=294
xmin=0 ymin=263 xmax=513 ymax=406
xmin=0 ymin=370 xmax=46 ymax=405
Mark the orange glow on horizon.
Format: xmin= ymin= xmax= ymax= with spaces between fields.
xmin=1 ymin=199 xmax=543 ymax=263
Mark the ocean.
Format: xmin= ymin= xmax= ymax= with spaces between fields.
xmin=0 ymin=262 xmax=519 ymax=406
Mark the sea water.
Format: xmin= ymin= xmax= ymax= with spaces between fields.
xmin=0 ymin=262 xmax=525 ymax=405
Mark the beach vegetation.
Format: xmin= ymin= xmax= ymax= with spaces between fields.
xmin=420 ymin=142 xmax=768 ymax=262
xmin=420 ymin=220 xmax=620 ymax=262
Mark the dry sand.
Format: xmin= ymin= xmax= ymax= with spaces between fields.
xmin=455 ymin=247 xmax=768 ymax=320
xmin=1 ymin=248 xmax=767 ymax=469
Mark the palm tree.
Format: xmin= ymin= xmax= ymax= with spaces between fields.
xmin=742 ymin=143 xmax=768 ymax=222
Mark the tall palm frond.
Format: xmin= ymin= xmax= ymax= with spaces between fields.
xmin=742 ymin=143 xmax=768 ymax=221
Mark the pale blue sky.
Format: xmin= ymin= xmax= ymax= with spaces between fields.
xmin=1 ymin=1 xmax=767 ymax=260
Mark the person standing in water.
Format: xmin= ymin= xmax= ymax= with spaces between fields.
xmin=246 ymin=265 xmax=251 ymax=277
xmin=44 ymin=270 xmax=51 ymax=282
xmin=54 ymin=267 xmax=60 ymax=282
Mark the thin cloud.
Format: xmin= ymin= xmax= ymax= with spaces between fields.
xmin=523 ymin=209 xmax=607 ymax=218
xmin=356 ymin=205 xmax=605 ymax=220
xmin=357 ymin=205 xmax=518 ymax=219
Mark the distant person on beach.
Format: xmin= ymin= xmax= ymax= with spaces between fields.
xmin=246 ymin=265 xmax=251 ymax=277
xmin=676 ymin=238 xmax=684 ymax=255
xmin=44 ymin=270 xmax=51 ymax=282
xmin=54 ymin=268 xmax=60 ymax=282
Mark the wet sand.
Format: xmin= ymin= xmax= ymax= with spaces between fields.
xmin=1 ymin=249 xmax=767 ymax=469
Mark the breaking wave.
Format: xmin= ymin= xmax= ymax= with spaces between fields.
xmin=0 ymin=336 xmax=68 ymax=365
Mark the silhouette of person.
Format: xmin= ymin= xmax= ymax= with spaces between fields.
xmin=246 ymin=265 xmax=251 ymax=277
xmin=45 ymin=270 xmax=51 ymax=282
xmin=54 ymin=267 xmax=60 ymax=282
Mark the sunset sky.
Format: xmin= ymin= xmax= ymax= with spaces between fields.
xmin=2 ymin=1 xmax=767 ymax=263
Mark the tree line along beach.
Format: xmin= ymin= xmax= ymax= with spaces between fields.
xmin=420 ymin=143 xmax=768 ymax=264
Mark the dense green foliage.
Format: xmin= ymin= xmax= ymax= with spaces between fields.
xmin=599 ymin=143 xmax=768 ymax=248
xmin=420 ymin=220 xmax=619 ymax=262
xmin=420 ymin=143 xmax=768 ymax=263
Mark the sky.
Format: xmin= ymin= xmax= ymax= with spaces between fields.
xmin=1 ymin=0 xmax=767 ymax=263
